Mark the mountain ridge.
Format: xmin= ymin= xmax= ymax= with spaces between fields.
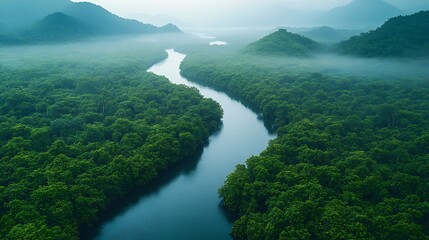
xmin=0 ymin=0 xmax=72 ymax=31
xmin=20 ymin=12 xmax=94 ymax=42
xmin=338 ymin=10 xmax=429 ymax=57
xmin=319 ymin=0 xmax=403 ymax=29
xmin=0 ymin=0 xmax=182 ymax=45
xmin=294 ymin=26 xmax=362 ymax=44
xmin=245 ymin=29 xmax=321 ymax=57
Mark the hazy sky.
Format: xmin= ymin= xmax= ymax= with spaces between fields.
xmin=72 ymin=0 xmax=352 ymax=17
xmin=71 ymin=0 xmax=429 ymax=27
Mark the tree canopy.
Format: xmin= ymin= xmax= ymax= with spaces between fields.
xmin=181 ymin=47 xmax=429 ymax=239
xmin=245 ymin=29 xmax=321 ymax=57
xmin=338 ymin=11 xmax=429 ymax=57
xmin=0 ymin=44 xmax=222 ymax=239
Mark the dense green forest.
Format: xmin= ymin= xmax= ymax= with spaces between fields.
xmin=245 ymin=29 xmax=320 ymax=57
xmin=181 ymin=47 xmax=429 ymax=239
xmin=0 ymin=43 xmax=222 ymax=239
xmin=338 ymin=11 xmax=429 ymax=57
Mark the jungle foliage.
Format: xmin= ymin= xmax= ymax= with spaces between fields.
xmin=0 ymin=43 xmax=222 ymax=239
xmin=338 ymin=11 xmax=429 ymax=57
xmin=244 ymin=29 xmax=321 ymax=57
xmin=181 ymin=48 xmax=429 ymax=240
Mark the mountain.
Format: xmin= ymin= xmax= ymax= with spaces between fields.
xmin=0 ymin=0 xmax=181 ymax=45
xmin=157 ymin=23 xmax=182 ymax=33
xmin=337 ymin=11 xmax=429 ymax=57
xmin=127 ymin=13 xmax=190 ymax=28
xmin=387 ymin=0 xmax=429 ymax=13
xmin=296 ymin=26 xmax=362 ymax=44
xmin=0 ymin=34 xmax=22 ymax=45
xmin=320 ymin=0 xmax=403 ymax=29
xmin=245 ymin=29 xmax=321 ymax=57
xmin=0 ymin=0 xmax=72 ymax=31
xmin=61 ymin=2 xmax=164 ymax=35
xmin=20 ymin=12 xmax=94 ymax=42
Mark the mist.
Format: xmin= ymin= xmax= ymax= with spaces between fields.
xmin=0 ymin=33 xmax=193 ymax=69
xmin=73 ymin=0 xmax=347 ymax=27
xmin=231 ymin=49 xmax=429 ymax=80
xmin=301 ymin=54 xmax=429 ymax=79
xmin=1 ymin=1 xmax=428 ymax=240
xmin=72 ymin=0 xmax=429 ymax=28
xmin=190 ymin=41 xmax=429 ymax=82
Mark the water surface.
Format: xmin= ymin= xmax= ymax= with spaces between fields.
xmin=92 ymin=49 xmax=275 ymax=240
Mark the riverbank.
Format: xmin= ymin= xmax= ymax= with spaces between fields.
xmin=90 ymin=50 xmax=275 ymax=240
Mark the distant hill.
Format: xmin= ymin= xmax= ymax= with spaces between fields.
xmin=0 ymin=0 xmax=72 ymax=31
xmin=387 ymin=0 xmax=429 ymax=13
xmin=320 ymin=0 xmax=403 ymax=29
xmin=297 ymin=26 xmax=361 ymax=44
xmin=337 ymin=11 xmax=429 ymax=57
xmin=0 ymin=35 xmax=22 ymax=45
xmin=20 ymin=12 xmax=94 ymax=42
xmin=157 ymin=23 xmax=182 ymax=33
xmin=245 ymin=29 xmax=321 ymax=57
xmin=128 ymin=13 xmax=190 ymax=28
xmin=0 ymin=0 xmax=181 ymax=45
xmin=62 ymin=2 xmax=162 ymax=35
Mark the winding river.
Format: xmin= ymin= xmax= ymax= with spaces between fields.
xmin=91 ymin=49 xmax=275 ymax=240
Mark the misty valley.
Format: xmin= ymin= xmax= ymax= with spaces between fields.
xmin=1 ymin=0 xmax=429 ymax=240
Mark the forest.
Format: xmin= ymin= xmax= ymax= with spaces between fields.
xmin=338 ymin=11 xmax=429 ymax=57
xmin=2 ymin=2 xmax=429 ymax=239
xmin=0 ymin=42 xmax=223 ymax=239
xmin=180 ymin=46 xmax=429 ymax=239
xmin=244 ymin=29 xmax=321 ymax=57
xmin=240 ymin=11 xmax=429 ymax=59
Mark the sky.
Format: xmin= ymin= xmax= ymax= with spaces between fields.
xmin=71 ymin=0 xmax=429 ymax=27
xmin=72 ymin=0 xmax=351 ymax=19
xmin=72 ymin=0 xmax=353 ymax=15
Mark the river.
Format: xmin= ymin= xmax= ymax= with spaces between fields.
xmin=90 ymin=49 xmax=275 ymax=240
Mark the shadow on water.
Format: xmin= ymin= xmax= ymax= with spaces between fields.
xmin=218 ymin=202 xmax=239 ymax=223
xmin=81 ymin=126 xmax=223 ymax=240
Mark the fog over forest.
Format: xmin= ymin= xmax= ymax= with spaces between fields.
xmin=1 ymin=1 xmax=429 ymax=240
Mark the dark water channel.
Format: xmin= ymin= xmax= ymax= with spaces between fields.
xmin=91 ymin=49 xmax=275 ymax=240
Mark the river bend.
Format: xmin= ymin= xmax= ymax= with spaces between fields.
xmin=92 ymin=49 xmax=275 ymax=240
